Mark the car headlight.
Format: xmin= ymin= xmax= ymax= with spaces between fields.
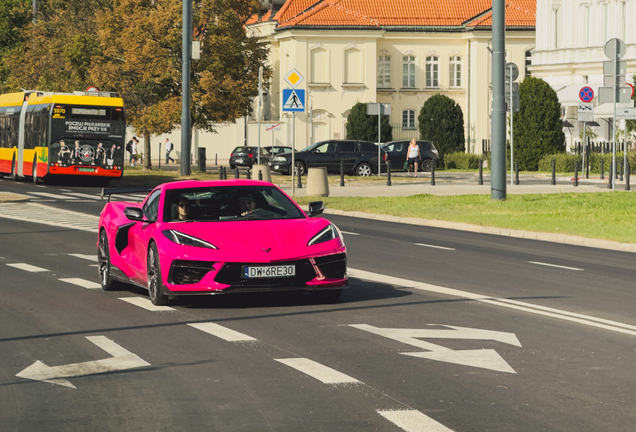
xmin=308 ymin=223 xmax=343 ymax=246
xmin=162 ymin=230 xmax=218 ymax=249
xmin=272 ymin=156 xmax=287 ymax=162
xmin=431 ymin=149 xmax=439 ymax=155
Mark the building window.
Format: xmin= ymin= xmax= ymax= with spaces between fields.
xmin=525 ymin=51 xmax=532 ymax=77
xmin=426 ymin=56 xmax=439 ymax=88
xmin=449 ymin=56 xmax=462 ymax=87
xmin=601 ymin=3 xmax=608 ymax=43
xmin=402 ymin=56 xmax=416 ymax=88
xmin=377 ymin=56 xmax=391 ymax=88
xmin=402 ymin=110 xmax=416 ymax=130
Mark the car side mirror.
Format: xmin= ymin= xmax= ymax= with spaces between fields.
xmin=124 ymin=207 xmax=148 ymax=222
xmin=308 ymin=201 xmax=325 ymax=217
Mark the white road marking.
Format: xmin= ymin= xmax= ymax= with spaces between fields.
xmin=377 ymin=410 xmax=454 ymax=432
xmin=348 ymin=268 xmax=636 ymax=336
xmin=188 ymin=322 xmax=257 ymax=342
xmin=415 ymin=243 xmax=456 ymax=251
xmin=63 ymin=192 xmax=101 ymax=200
xmin=0 ymin=202 xmax=99 ymax=232
xmin=59 ymin=278 xmax=101 ymax=289
xmin=69 ymin=253 xmax=97 ymax=262
xmin=119 ymin=297 xmax=175 ymax=311
xmin=275 ymin=358 xmax=360 ymax=384
xmin=341 ymin=231 xmax=360 ymax=236
xmin=350 ymin=324 xmax=518 ymax=373
xmin=28 ymin=192 xmax=78 ymax=200
xmin=16 ymin=335 xmax=150 ymax=388
xmin=7 ymin=263 xmax=49 ymax=272
xmin=528 ymin=261 xmax=583 ymax=271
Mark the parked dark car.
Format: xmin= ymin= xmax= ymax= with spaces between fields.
xmin=269 ymin=140 xmax=383 ymax=176
xmin=229 ymin=146 xmax=271 ymax=169
xmin=381 ymin=140 xmax=439 ymax=172
xmin=263 ymin=146 xmax=293 ymax=156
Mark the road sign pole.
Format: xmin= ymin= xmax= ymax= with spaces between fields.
xmin=582 ymin=121 xmax=586 ymax=176
xmin=509 ymin=66 xmax=514 ymax=187
xmin=378 ymin=103 xmax=381 ymax=177
xmin=612 ymin=51 xmax=617 ymax=191
xmin=292 ymin=112 xmax=296 ymax=197
xmin=491 ymin=0 xmax=506 ymax=200
xmin=258 ymin=66 xmax=262 ymax=165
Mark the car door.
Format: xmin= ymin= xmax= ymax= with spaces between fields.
xmin=387 ymin=141 xmax=406 ymax=168
xmin=128 ymin=189 xmax=161 ymax=283
xmin=336 ymin=141 xmax=358 ymax=173
xmin=304 ymin=141 xmax=336 ymax=170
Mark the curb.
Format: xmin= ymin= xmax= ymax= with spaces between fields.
xmin=324 ymin=208 xmax=636 ymax=254
xmin=0 ymin=193 xmax=30 ymax=203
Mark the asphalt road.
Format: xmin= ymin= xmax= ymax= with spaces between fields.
xmin=1 ymin=178 xmax=635 ymax=431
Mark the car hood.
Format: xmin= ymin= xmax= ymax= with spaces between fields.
xmin=162 ymin=218 xmax=336 ymax=262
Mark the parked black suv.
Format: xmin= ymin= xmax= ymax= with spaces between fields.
xmin=269 ymin=140 xmax=383 ymax=176
xmin=381 ymin=140 xmax=439 ymax=172
xmin=229 ymin=146 xmax=271 ymax=169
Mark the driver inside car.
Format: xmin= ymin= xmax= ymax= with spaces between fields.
xmin=238 ymin=194 xmax=257 ymax=216
xmin=176 ymin=198 xmax=191 ymax=221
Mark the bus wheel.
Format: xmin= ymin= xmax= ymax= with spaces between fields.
xmin=32 ymin=157 xmax=38 ymax=185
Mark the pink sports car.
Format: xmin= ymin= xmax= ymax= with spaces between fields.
xmin=98 ymin=180 xmax=347 ymax=305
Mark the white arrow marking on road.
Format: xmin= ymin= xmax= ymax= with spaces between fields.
xmin=16 ymin=336 xmax=150 ymax=388
xmin=350 ymin=324 xmax=520 ymax=374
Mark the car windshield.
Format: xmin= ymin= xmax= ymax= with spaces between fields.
xmin=299 ymin=141 xmax=328 ymax=153
xmin=163 ymin=186 xmax=306 ymax=222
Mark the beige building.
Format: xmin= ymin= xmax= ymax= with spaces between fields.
xmin=161 ymin=0 xmax=536 ymax=163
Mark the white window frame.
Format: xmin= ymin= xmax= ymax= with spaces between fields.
xmin=377 ymin=55 xmax=391 ymax=88
xmin=426 ymin=56 xmax=439 ymax=88
xmin=449 ymin=56 xmax=462 ymax=88
xmin=402 ymin=110 xmax=416 ymax=130
xmin=402 ymin=56 xmax=416 ymax=88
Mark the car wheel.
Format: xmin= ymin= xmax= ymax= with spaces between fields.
xmin=421 ymin=159 xmax=435 ymax=172
xmin=356 ymin=162 xmax=373 ymax=176
xmin=98 ymin=229 xmax=119 ymax=291
xmin=147 ymin=243 xmax=169 ymax=306
xmin=312 ymin=289 xmax=342 ymax=304
xmin=288 ymin=162 xmax=306 ymax=176
xmin=32 ymin=157 xmax=38 ymax=185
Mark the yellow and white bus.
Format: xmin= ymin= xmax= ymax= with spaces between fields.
xmin=0 ymin=90 xmax=126 ymax=184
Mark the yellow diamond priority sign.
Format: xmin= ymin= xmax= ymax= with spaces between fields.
xmin=284 ymin=68 xmax=304 ymax=88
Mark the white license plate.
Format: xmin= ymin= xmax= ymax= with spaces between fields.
xmin=244 ymin=265 xmax=295 ymax=278
xmin=235 ymin=158 xmax=243 ymax=163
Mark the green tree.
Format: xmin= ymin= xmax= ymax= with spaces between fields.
xmin=346 ymin=102 xmax=392 ymax=142
xmin=418 ymin=94 xmax=465 ymax=168
xmin=513 ymin=76 xmax=565 ymax=170
xmin=0 ymin=0 xmax=31 ymax=92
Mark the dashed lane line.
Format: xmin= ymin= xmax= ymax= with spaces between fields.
xmin=69 ymin=253 xmax=97 ymax=262
xmin=528 ymin=261 xmax=584 ymax=271
xmin=377 ymin=410 xmax=454 ymax=432
xmin=341 ymin=231 xmax=360 ymax=236
xmin=118 ymin=297 xmax=175 ymax=312
xmin=415 ymin=243 xmax=456 ymax=251
xmin=59 ymin=278 xmax=101 ymax=289
xmin=0 ymin=202 xmax=99 ymax=232
xmin=188 ymin=322 xmax=257 ymax=342
xmin=274 ymin=358 xmax=361 ymax=385
xmin=6 ymin=263 xmax=49 ymax=272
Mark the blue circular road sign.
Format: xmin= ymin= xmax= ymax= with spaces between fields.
xmin=579 ymin=86 xmax=594 ymax=102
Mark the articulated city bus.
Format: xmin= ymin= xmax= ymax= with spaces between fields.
xmin=0 ymin=90 xmax=126 ymax=184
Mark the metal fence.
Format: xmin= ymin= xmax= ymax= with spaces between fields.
xmin=389 ymin=123 xmax=419 ymax=141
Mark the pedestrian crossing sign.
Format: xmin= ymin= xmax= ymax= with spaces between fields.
xmin=282 ymin=89 xmax=305 ymax=112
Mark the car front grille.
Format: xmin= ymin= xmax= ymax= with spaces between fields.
xmin=215 ymin=259 xmax=316 ymax=289
xmin=314 ymin=253 xmax=347 ymax=279
xmin=168 ymin=260 xmax=216 ymax=285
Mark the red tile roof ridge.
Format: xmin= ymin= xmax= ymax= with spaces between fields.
xmin=274 ymin=0 xmax=324 ymax=24
xmin=506 ymin=0 xmax=536 ymax=18
xmin=279 ymin=0 xmax=383 ymax=28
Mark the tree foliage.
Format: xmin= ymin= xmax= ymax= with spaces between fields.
xmin=513 ymin=76 xmax=565 ymax=171
xmin=418 ymin=94 xmax=465 ymax=168
xmin=346 ymin=102 xmax=392 ymax=142
xmin=0 ymin=0 xmax=31 ymax=92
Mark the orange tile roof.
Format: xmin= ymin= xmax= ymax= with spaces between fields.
xmin=246 ymin=9 xmax=273 ymax=25
xmin=272 ymin=0 xmax=535 ymax=29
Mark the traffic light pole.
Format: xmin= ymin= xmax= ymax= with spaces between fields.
xmin=491 ymin=0 xmax=506 ymax=200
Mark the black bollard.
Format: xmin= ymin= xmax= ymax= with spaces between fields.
xmin=514 ymin=160 xmax=519 ymax=185
xmin=551 ymin=159 xmax=556 ymax=185
xmin=620 ymin=160 xmax=624 ymax=181
xmin=607 ymin=162 xmax=612 ymax=189
xmin=219 ymin=166 xmax=224 ymax=180
xmin=297 ymin=164 xmax=302 ymax=189
xmin=478 ymin=159 xmax=483 ymax=185
xmin=340 ymin=161 xmax=345 ymax=187
xmin=246 ymin=168 xmax=251 ymax=180
xmin=258 ymin=170 xmax=263 ymax=180
xmin=234 ymin=167 xmax=239 ymax=179
xmin=215 ymin=153 xmax=217 ymax=166
xmin=430 ymin=161 xmax=436 ymax=186
xmin=600 ymin=159 xmax=604 ymax=180
xmin=574 ymin=161 xmax=578 ymax=187
xmin=626 ymin=162 xmax=630 ymax=191
xmin=386 ymin=160 xmax=392 ymax=186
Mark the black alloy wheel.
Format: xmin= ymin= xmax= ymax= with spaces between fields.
xmin=288 ymin=162 xmax=306 ymax=176
xmin=147 ymin=243 xmax=169 ymax=306
xmin=98 ymin=230 xmax=118 ymax=291
xmin=421 ymin=159 xmax=435 ymax=172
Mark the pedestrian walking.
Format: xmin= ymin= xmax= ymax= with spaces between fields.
xmin=130 ymin=138 xmax=139 ymax=166
xmin=126 ymin=136 xmax=136 ymax=166
xmin=165 ymin=138 xmax=175 ymax=164
xmin=406 ymin=139 xmax=421 ymax=176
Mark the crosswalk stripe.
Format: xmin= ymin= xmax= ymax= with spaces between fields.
xmin=69 ymin=254 xmax=97 ymax=262
xmin=0 ymin=203 xmax=99 ymax=232
xmin=59 ymin=278 xmax=101 ymax=289
xmin=29 ymin=192 xmax=78 ymax=200
xmin=377 ymin=410 xmax=454 ymax=432
xmin=188 ymin=322 xmax=257 ymax=342
xmin=7 ymin=263 xmax=49 ymax=272
xmin=274 ymin=358 xmax=360 ymax=384
xmin=63 ymin=192 xmax=101 ymax=200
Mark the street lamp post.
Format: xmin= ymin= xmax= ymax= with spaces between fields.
xmin=180 ymin=0 xmax=192 ymax=176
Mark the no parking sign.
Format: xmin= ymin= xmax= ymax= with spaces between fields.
xmin=579 ymin=86 xmax=594 ymax=103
